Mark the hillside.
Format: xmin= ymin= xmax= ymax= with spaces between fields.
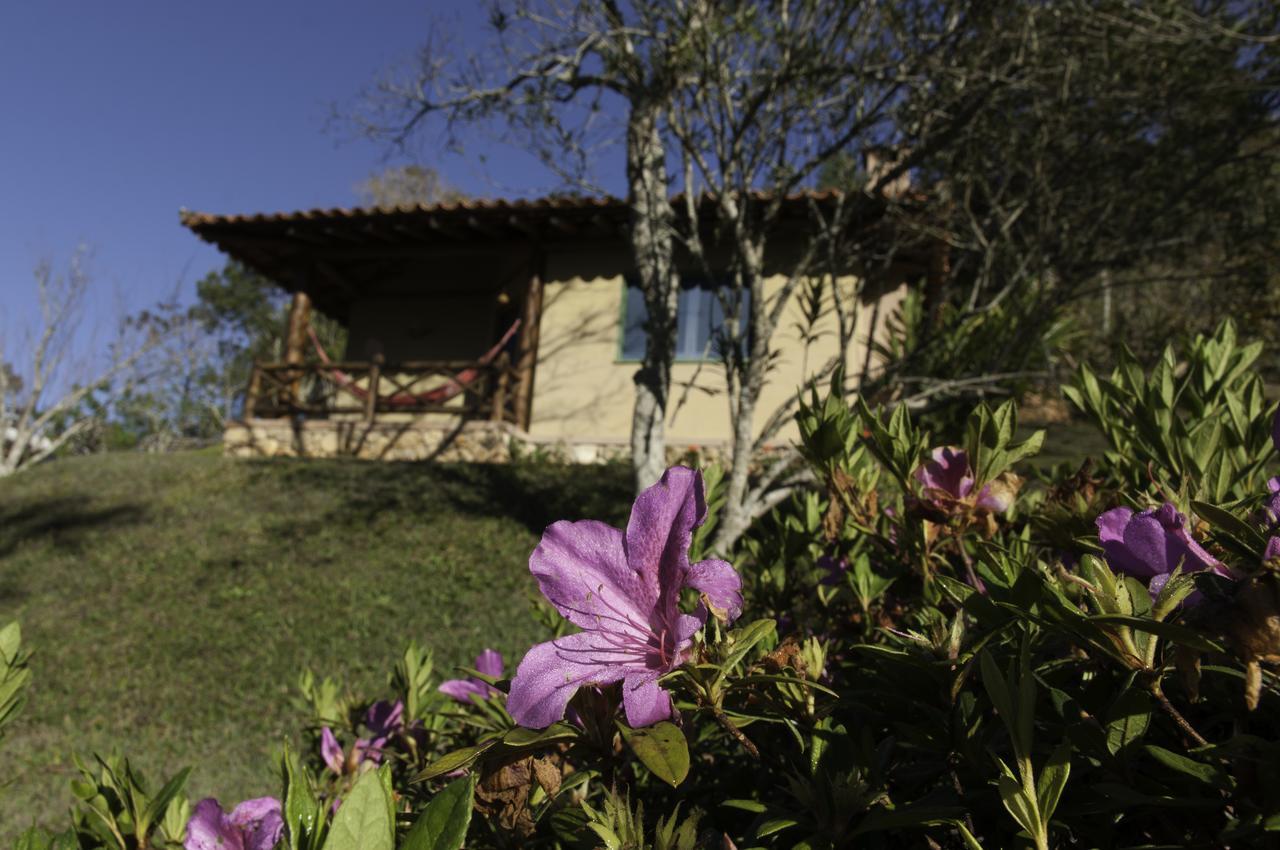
xmin=0 ymin=450 xmax=631 ymax=839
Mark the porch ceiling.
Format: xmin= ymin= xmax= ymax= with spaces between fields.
xmin=180 ymin=196 xmax=633 ymax=321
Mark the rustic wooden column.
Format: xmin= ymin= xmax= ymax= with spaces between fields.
xmin=512 ymin=259 xmax=544 ymax=431
xmin=284 ymin=291 xmax=312 ymax=409
xmin=365 ymin=353 xmax=383 ymax=424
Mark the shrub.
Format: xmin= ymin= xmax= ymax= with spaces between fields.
xmin=13 ymin=320 xmax=1280 ymax=849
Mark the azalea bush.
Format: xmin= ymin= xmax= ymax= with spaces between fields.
xmin=14 ymin=320 xmax=1280 ymax=849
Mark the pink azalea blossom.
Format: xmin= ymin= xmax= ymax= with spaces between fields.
xmin=185 ymin=797 xmax=283 ymax=850
xmin=439 ymin=649 xmax=504 ymax=704
xmin=507 ymin=467 xmax=742 ymax=729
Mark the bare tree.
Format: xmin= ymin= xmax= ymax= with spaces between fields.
xmin=360 ymin=0 xmax=694 ymax=491
xmin=359 ymin=0 xmax=1279 ymax=549
xmin=0 ymin=250 xmax=175 ymax=476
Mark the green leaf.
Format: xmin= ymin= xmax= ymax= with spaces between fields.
xmin=141 ymin=767 xmax=191 ymax=835
xmin=1105 ymin=687 xmax=1151 ymax=757
xmin=720 ymin=619 xmax=777 ymax=670
xmin=1143 ymin=745 xmax=1227 ymax=788
xmin=755 ymin=818 xmax=799 ymax=838
xmin=851 ymin=806 xmax=967 ymax=836
xmin=1088 ymin=615 xmax=1224 ymax=653
xmin=321 ymin=769 xmax=394 ymax=850
xmin=978 ymin=652 xmax=1015 ymax=734
xmin=0 ymin=621 xmax=21 ymax=662
xmin=401 ymin=774 xmax=475 ymax=850
xmin=416 ymin=740 xmax=498 ymax=782
xmin=282 ymin=743 xmax=322 ymax=850
xmin=1191 ymin=500 xmax=1269 ymax=553
xmin=994 ymin=758 xmax=1040 ymax=837
xmin=1036 ymin=744 xmax=1071 ymax=823
xmin=721 ymin=799 xmax=768 ymax=813
xmin=502 ymin=723 xmax=579 ymax=749
xmin=619 ymin=721 xmax=690 ymax=787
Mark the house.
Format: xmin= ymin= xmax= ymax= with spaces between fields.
xmin=181 ymin=192 xmax=927 ymax=462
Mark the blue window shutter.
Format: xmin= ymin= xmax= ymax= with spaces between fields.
xmin=621 ymin=280 xmax=647 ymax=359
xmin=620 ymin=275 xmax=751 ymax=361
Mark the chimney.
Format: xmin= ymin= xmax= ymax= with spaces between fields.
xmin=863 ymin=146 xmax=911 ymax=198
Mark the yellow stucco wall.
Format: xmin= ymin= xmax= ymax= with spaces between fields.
xmin=529 ymin=257 xmax=907 ymax=447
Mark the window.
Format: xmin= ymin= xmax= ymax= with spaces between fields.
xmin=620 ymin=276 xmax=750 ymax=361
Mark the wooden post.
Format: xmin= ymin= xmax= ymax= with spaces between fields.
xmin=512 ymin=258 xmax=544 ymax=431
xmin=244 ymin=365 xmax=262 ymax=420
xmin=284 ymin=291 xmax=313 ymax=409
xmin=365 ymin=353 xmax=383 ymax=424
xmin=490 ymin=352 xmax=511 ymax=422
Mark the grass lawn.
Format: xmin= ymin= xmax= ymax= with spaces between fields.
xmin=0 ymin=450 xmax=632 ymax=840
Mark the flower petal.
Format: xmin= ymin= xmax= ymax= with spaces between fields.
xmin=1115 ymin=511 xmax=1171 ymax=578
xmin=1096 ymin=506 xmax=1134 ymax=545
xmin=229 ymin=798 xmax=284 ymax=850
xmin=687 ymin=558 xmax=742 ymax=623
xmin=914 ymin=447 xmax=974 ymax=500
xmin=625 ymin=467 xmax=705 ymax=602
xmin=228 ymin=797 xmax=281 ymax=828
xmin=364 ymin=700 xmax=403 ymax=737
xmin=475 ymin=649 xmax=505 ymax=678
xmin=185 ymin=799 xmax=241 ymax=850
xmin=1097 ymin=506 xmax=1164 ymax=578
xmin=530 ymin=520 xmax=654 ymax=637
xmin=622 ymin=673 xmax=672 ymax=727
xmin=320 ymin=727 xmax=344 ymax=774
xmin=507 ymin=633 xmax=635 ymax=729
xmin=438 ymin=678 xmax=491 ymax=704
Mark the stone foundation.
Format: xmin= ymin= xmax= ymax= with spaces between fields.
xmin=223 ymin=418 xmax=736 ymax=465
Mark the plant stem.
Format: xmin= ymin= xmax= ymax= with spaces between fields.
xmin=1152 ymin=687 xmax=1209 ymax=748
xmin=712 ymin=708 xmax=761 ymax=759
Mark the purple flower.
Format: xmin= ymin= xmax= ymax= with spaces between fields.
xmin=913 ymin=447 xmax=1016 ymax=514
xmin=319 ymin=699 xmax=406 ymax=775
xmin=439 ymin=650 xmax=505 ymax=704
xmin=364 ymin=699 xmax=404 ymax=738
xmin=817 ymin=554 xmax=849 ymax=586
xmin=320 ymin=727 xmax=381 ymax=775
xmin=185 ymin=797 xmax=283 ymax=850
xmin=507 ymin=467 xmax=743 ymax=729
xmin=1095 ymin=503 xmax=1232 ymax=598
xmin=1255 ymin=477 xmax=1280 ymax=531
xmin=914 ymin=447 xmax=974 ymax=500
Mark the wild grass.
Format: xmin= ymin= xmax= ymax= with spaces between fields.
xmin=0 ymin=450 xmax=631 ymax=839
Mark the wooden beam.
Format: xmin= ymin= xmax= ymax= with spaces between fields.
xmin=507 ymin=215 xmax=539 ymax=237
xmin=546 ymin=215 xmax=578 ymax=235
xmin=512 ymin=255 xmax=544 ymax=431
xmin=466 ymin=215 xmax=506 ymax=240
xmin=426 ymin=215 xmax=471 ymax=241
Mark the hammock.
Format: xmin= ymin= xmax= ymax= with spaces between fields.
xmin=307 ymin=319 xmax=521 ymax=408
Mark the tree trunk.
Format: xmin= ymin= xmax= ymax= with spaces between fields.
xmin=284 ymin=291 xmax=312 ymax=409
xmin=713 ymin=246 xmax=768 ymax=553
xmin=626 ymin=101 xmax=677 ymax=492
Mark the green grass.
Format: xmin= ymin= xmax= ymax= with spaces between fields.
xmin=0 ymin=451 xmax=632 ymax=840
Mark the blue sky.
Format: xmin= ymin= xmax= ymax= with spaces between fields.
xmin=1 ymin=1 xmax=616 ymax=349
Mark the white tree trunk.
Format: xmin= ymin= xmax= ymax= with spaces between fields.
xmin=626 ymin=101 xmax=678 ymax=492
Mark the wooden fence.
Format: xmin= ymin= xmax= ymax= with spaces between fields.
xmin=244 ymin=353 xmax=516 ymax=424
